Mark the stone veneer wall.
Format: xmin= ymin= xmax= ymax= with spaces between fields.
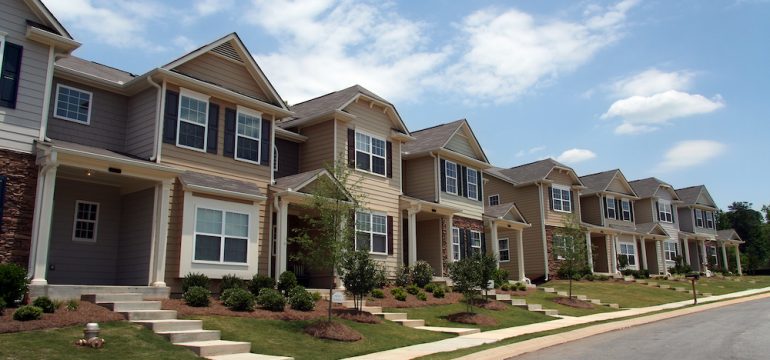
xmin=545 ymin=226 xmax=565 ymax=279
xmin=0 ymin=149 xmax=38 ymax=268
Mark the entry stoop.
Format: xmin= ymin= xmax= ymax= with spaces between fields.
xmin=176 ymin=340 xmax=252 ymax=357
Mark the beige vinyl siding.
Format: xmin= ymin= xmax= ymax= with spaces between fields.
xmin=298 ymin=120 xmax=335 ymax=172
xmin=441 ymin=192 xmax=483 ymax=220
xmin=580 ymin=196 xmax=602 ymax=226
xmin=484 ymin=176 xmax=515 ymax=205
xmin=173 ymin=52 xmax=270 ymax=103
xmin=445 ymin=132 xmax=478 ymax=159
xmin=634 ymin=198 xmax=653 ymax=224
xmin=677 ymin=207 xmax=694 ymax=233
xmin=47 ymin=78 xmax=128 ymax=152
xmin=0 ymin=1 xmax=53 ymax=153
xmin=116 ymin=188 xmax=154 ymax=285
xmin=416 ymin=218 xmax=442 ymax=275
xmin=606 ymin=177 xmax=631 ymax=194
xmin=496 ymin=228 xmax=522 ymax=280
xmin=403 ymin=156 xmax=436 ymax=201
xmin=165 ymin=180 xmax=184 ymax=290
xmin=543 ymin=170 xmax=579 ymax=226
xmin=125 ymin=87 xmax=157 ymax=159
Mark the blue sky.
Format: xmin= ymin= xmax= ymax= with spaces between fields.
xmin=43 ymin=0 xmax=770 ymax=210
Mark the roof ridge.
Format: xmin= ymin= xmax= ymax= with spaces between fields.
xmin=506 ymin=157 xmax=556 ymax=170
xmin=410 ymin=118 xmax=466 ymax=134
xmin=579 ymin=169 xmax=618 ymax=178
xmin=61 ymin=55 xmax=137 ymax=77
xmin=289 ymin=86 xmax=352 ymax=108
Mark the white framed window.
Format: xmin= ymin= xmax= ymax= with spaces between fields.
xmin=705 ymin=211 xmax=714 ymax=229
xmin=467 ymin=168 xmax=478 ymax=200
xmin=273 ymin=145 xmax=278 ymax=172
xmin=470 ymin=230 xmax=482 ymax=255
xmin=664 ymin=241 xmax=678 ymax=262
xmin=445 ymin=160 xmax=458 ymax=195
xmin=355 ymin=131 xmax=386 ymax=176
xmin=235 ymin=106 xmax=262 ymax=164
xmin=621 ymin=199 xmax=631 ymax=221
xmin=552 ymin=185 xmax=572 ymax=213
xmin=355 ymin=211 xmax=387 ymax=254
xmin=658 ymin=200 xmax=673 ymax=223
xmin=72 ymin=200 xmax=99 ymax=242
xmin=54 ymin=84 xmax=92 ymax=124
xmin=488 ymin=194 xmax=500 ymax=206
xmin=451 ymin=227 xmax=460 ymax=261
xmin=695 ymin=209 xmax=704 ymax=227
xmin=606 ymin=196 xmax=616 ymax=219
xmin=618 ymin=242 xmax=637 ymax=269
xmin=194 ymin=207 xmax=250 ymax=264
xmin=709 ymin=245 xmax=718 ymax=265
xmin=552 ymin=234 xmax=571 ymax=260
xmin=177 ymin=89 xmax=209 ymax=151
xmin=499 ymin=238 xmax=510 ymax=262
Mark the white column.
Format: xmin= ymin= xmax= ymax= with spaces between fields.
xmin=612 ymin=234 xmax=619 ymax=273
xmin=700 ymin=240 xmax=708 ymax=266
xmin=151 ymin=180 xmax=171 ymax=287
xmin=29 ymin=157 xmax=58 ymax=286
xmin=640 ymin=237 xmax=648 ymax=271
xmin=735 ymin=246 xmax=742 ymax=275
xmin=605 ymin=234 xmax=613 ymax=273
xmin=585 ymin=232 xmax=593 ymax=273
xmin=490 ymin=221 xmax=499 ymax=268
xmin=274 ymin=198 xmax=289 ymax=276
xmin=516 ymin=228 xmax=525 ymax=282
xmin=657 ymin=240 xmax=665 ymax=275
xmin=682 ymin=238 xmax=691 ymax=266
xmin=721 ymin=242 xmax=729 ymax=272
xmin=407 ymin=209 xmax=418 ymax=266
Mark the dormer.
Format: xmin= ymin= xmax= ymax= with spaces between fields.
xmin=579 ymin=169 xmax=639 ymax=227
xmin=676 ymin=185 xmax=718 ymax=234
xmin=629 ymin=177 xmax=681 ymax=226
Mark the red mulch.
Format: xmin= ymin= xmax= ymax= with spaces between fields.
xmin=493 ymin=288 xmax=536 ymax=296
xmin=477 ymin=299 xmax=507 ymax=311
xmin=551 ymin=297 xmax=595 ymax=309
xmin=304 ymin=320 xmax=363 ymax=341
xmin=0 ymin=301 xmax=124 ymax=334
xmin=445 ymin=312 xmax=497 ymax=326
xmin=365 ymin=286 xmax=464 ymax=308
xmin=334 ymin=309 xmax=382 ymax=324
xmin=163 ymin=298 xmax=342 ymax=321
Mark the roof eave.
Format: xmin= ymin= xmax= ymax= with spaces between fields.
xmin=26 ymin=26 xmax=80 ymax=53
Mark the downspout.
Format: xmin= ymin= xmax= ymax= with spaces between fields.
xmin=147 ymin=76 xmax=163 ymax=162
xmin=38 ymin=46 xmax=56 ymax=142
xmin=537 ymin=182 xmax=548 ymax=280
xmin=431 ymin=152 xmax=439 ymax=202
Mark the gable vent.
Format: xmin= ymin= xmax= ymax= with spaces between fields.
xmin=210 ymin=41 xmax=243 ymax=63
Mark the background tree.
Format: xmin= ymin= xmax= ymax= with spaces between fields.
xmin=717 ymin=202 xmax=770 ymax=274
xmin=553 ymin=214 xmax=588 ymax=299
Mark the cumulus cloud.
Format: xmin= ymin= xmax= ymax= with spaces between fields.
xmin=609 ymin=68 xmax=695 ymax=98
xmin=515 ymin=145 xmax=547 ymax=157
xmin=556 ymin=148 xmax=597 ymax=163
xmin=656 ymin=140 xmax=726 ymax=172
xmin=602 ymin=90 xmax=724 ymax=134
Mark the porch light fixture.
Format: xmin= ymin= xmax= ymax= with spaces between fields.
xmin=86 ymin=170 xmax=93 ymax=176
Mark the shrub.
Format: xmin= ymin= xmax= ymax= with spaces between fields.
xmin=424 ymin=283 xmax=437 ymax=293
xmin=223 ymin=288 xmax=255 ymax=311
xmin=395 ymin=265 xmax=411 ymax=287
xmin=373 ymin=265 xmax=389 ymax=288
xmin=596 ymin=274 xmax=610 ymax=281
xmin=416 ymin=291 xmax=427 ymax=301
xmin=513 ymin=282 xmax=527 ymax=291
xmin=500 ymin=283 xmax=511 ymax=291
xmin=557 ymin=263 xmax=592 ymax=280
xmin=370 ymin=289 xmax=385 ymax=299
xmin=220 ymin=288 xmax=237 ymax=304
xmin=406 ymin=284 xmax=420 ymax=295
xmin=582 ymin=273 xmax=595 ymax=281
xmin=277 ymin=271 xmax=298 ymax=297
xmin=288 ymin=286 xmax=315 ymax=311
xmin=432 ymin=286 xmax=445 ymax=298
xmin=250 ymin=274 xmax=275 ymax=296
xmin=0 ymin=263 xmax=28 ymax=305
xmin=411 ymin=261 xmax=434 ymax=288
xmin=66 ymin=299 xmax=79 ymax=311
xmin=638 ymin=269 xmax=651 ymax=279
xmin=391 ymin=287 xmax=407 ymax=301
xmin=311 ymin=292 xmax=322 ymax=302
xmin=494 ymin=268 xmax=510 ymax=287
xmin=0 ymin=298 xmax=6 ymax=316
xmin=181 ymin=273 xmax=209 ymax=293
xmin=220 ymin=274 xmax=245 ymax=293
xmin=339 ymin=249 xmax=378 ymax=311
xmin=32 ymin=296 xmax=55 ymax=313
xmin=183 ymin=286 xmax=211 ymax=307
xmin=256 ymin=288 xmax=285 ymax=311
xmin=13 ymin=305 xmax=42 ymax=321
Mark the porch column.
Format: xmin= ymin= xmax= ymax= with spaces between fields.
xmin=28 ymin=154 xmax=58 ymax=286
xmin=444 ymin=215 xmax=454 ymax=275
xmin=275 ymin=198 xmax=289 ymax=277
xmin=516 ymin=228 xmax=525 ymax=282
xmin=490 ymin=221 xmax=499 ymax=268
xmin=657 ymin=240 xmax=665 ymax=275
xmin=640 ymin=237 xmax=648 ymax=271
xmin=700 ymin=240 xmax=708 ymax=266
xmin=407 ymin=208 xmax=418 ymax=266
xmin=682 ymin=238 xmax=691 ymax=266
xmin=151 ymin=180 xmax=172 ymax=287
xmin=612 ymin=234 xmax=619 ymax=273
xmin=735 ymin=246 xmax=742 ymax=275
xmin=605 ymin=234 xmax=613 ymax=273
xmin=721 ymin=242 xmax=729 ymax=272
xmin=585 ymin=231 xmax=593 ymax=273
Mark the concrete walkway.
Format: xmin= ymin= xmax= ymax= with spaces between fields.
xmin=343 ymin=286 xmax=770 ymax=360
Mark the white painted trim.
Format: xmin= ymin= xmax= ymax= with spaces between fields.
xmin=488 ymin=194 xmax=500 ymax=206
xmin=444 ymin=159 xmax=458 ymax=195
xmin=183 ymin=183 xmax=267 ymax=202
xmin=466 ymin=168 xmax=479 ymax=200
xmin=551 ymin=184 xmax=572 ymax=213
xmin=617 ymin=240 xmax=638 ymax=270
xmin=39 ymin=45 xmax=55 ymax=141
xmin=606 ymin=195 xmax=616 ymax=219
xmin=353 ymin=129 xmax=388 ymax=178
xmin=621 ymin=198 xmax=632 ymax=222
xmin=498 ymin=237 xmax=510 ymax=263
xmin=176 ymin=89 xmax=210 ymax=152
xmin=72 ymin=200 xmax=99 ymax=243
xmin=451 ymin=226 xmax=460 ymax=261
xmin=234 ymin=106 xmax=263 ymax=164
xmin=53 ymin=84 xmax=93 ymax=125
xmin=355 ymin=210 xmax=389 ymax=255
xmin=470 ymin=230 xmax=482 ymax=254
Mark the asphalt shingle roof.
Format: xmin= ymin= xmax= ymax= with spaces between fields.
xmin=675 ymin=186 xmax=705 ymax=205
xmin=579 ymin=170 xmax=618 ymax=195
xmin=56 ymin=56 xmax=136 ymax=84
xmin=629 ymin=177 xmax=671 ymax=199
xmin=179 ymin=171 xmax=264 ymax=197
xmin=401 ymin=120 xmax=465 ymax=155
xmin=496 ymin=158 xmax=574 ymax=184
xmin=280 ymin=85 xmax=391 ymax=129
xmin=272 ymin=169 xmax=325 ymax=191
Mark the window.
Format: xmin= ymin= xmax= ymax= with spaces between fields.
xmin=467 ymin=169 xmax=478 ymax=200
xmin=708 ymin=245 xmax=718 ymax=265
xmin=235 ymin=107 xmax=262 ymax=163
xmin=470 ymin=230 xmax=482 ymax=255
xmin=54 ymin=84 xmax=92 ymax=124
xmin=552 ymin=235 xmax=571 ymax=260
xmin=658 ymin=200 xmax=673 ymax=223
xmin=664 ymin=241 xmax=678 ymax=262
xmin=618 ymin=243 xmax=636 ymax=268
xmin=451 ymin=227 xmax=460 ymax=261
xmin=355 ymin=131 xmax=386 ymax=176
xmin=705 ymin=211 xmax=714 ymax=229
xmin=194 ymin=207 xmax=249 ymax=263
xmin=177 ymin=89 xmax=209 ymax=151
xmin=552 ymin=186 xmax=571 ymax=212
xmin=621 ymin=199 xmax=631 ymax=221
xmin=499 ymin=238 xmax=510 ymax=262
xmin=488 ymin=194 xmax=500 ymax=206
xmin=445 ymin=161 xmax=458 ymax=195
xmin=355 ymin=211 xmax=387 ymax=254
xmin=695 ymin=209 xmax=704 ymax=227
xmin=72 ymin=201 xmax=99 ymax=242
xmin=272 ymin=145 xmax=278 ymax=172
xmin=606 ymin=196 xmax=616 ymax=219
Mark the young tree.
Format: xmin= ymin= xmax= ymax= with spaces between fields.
xmin=478 ymin=253 xmax=498 ymax=300
xmin=338 ymin=249 xmax=378 ymax=312
xmin=553 ymin=214 xmax=588 ymax=299
xmin=448 ymin=256 xmax=482 ymax=313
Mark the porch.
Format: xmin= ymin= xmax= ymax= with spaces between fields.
xmin=401 ymin=196 xmax=461 ymax=276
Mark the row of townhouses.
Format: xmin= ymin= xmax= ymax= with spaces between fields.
xmin=0 ymin=1 xmax=744 ymax=298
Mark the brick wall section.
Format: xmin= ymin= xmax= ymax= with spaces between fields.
xmin=0 ymin=150 xmax=37 ymax=268
xmin=545 ymin=226 xmax=565 ymax=279
xmin=452 ymin=216 xmax=483 ymax=232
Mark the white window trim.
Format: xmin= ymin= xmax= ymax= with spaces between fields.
xmin=695 ymin=209 xmax=704 ymax=228
xmin=234 ymin=105 xmax=263 ymax=165
xmin=54 ymin=84 xmax=93 ymax=125
xmin=709 ymin=245 xmax=718 ymax=264
xmin=451 ymin=227 xmax=460 ymax=261
xmin=621 ymin=199 xmax=632 ymax=221
xmin=0 ymin=32 xmax=6 ymax=73
xmin=355 ymin=211 xmax=389 ymax=255
xmin=72 ymin=200 xmax=99 ymax=243
xmin=470 ymin=230 xmax=482 ymax=255
xmin=553 ymin=234 xmax=569 ymax=260
xmin=498 ymin=238 xmax=510 ymax=262
xmin=445 ymin=160 xmax=458 ymax=195
xmin=176 ymin=88 xmax=210 ymax=153
xmin=606 ymin=196 xmax=616 ymax=219
xmin=664 ymin=240 xmax=678 ymax=262
xmin=705 ymin=211 xmax=714 ymax=229
xmin=488 ymin=194 xmax=500 ymax=206
xmin=192 ymin=205 xmax=251 ymax=265
xmin=552 ymin=185 xmax=572 ymax=213
xmin=466 ymin=168 xmax=478 ymax=200
xmin=354 ymin=129 xmax=387 ymax=177
xmin=618 ymin=241 xmax=638 ymax=270
xmin=658 ymin=200 xmax=673 ymax=223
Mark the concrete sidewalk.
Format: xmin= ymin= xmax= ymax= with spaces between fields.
xmin=343 ymin=286 xmax=770 ymax=360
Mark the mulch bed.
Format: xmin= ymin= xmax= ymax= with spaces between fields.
xmin=0 ymin=301 xmax=124 ymax=334
xmin=551 ymin=297 xmax=595 ymax=309
xmin=477 ymin=299 xmax=507 ymax=311
xmin=493 ymin=288 xmax=536 ymax=296
xmin=445 ymin=312 xmax=497 ymax=326
xmin=163 ymin=298 xmax=339 ymax=321
xmin=365 ymin=286 xmax=464 ymax=308
xmin=304 ymin=320 xmax=363 ymax=341
xmin=334 ymin=309 xmax=382 ymax=324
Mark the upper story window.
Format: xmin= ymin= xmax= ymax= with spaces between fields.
xmin=235 ymin=107 xmax=262 ymax=164
xmin=488 ymin=194 xmax=500 ymax=206
xmin=467 ymin=169 xmax=478 ymax=200
xmin=445 ymin=160 xmax=458 ymax=195
xmin=658 ymin=200 xmax=673 ymax=223
xmin=451 ymin=227 xmax=460 ymax=261
xmin=355 ymin=211 xmax=388 ymax=254
xmin=355 ymin=131 xmax=386 ymax=176
xmin=177 ymin=89 xmax=209 ymax=151
xmin=552 ymin=185 xmax=572 ymax=213
xmin=194 ymin=207 xmax=249 ymax=264
xmin=705 ymin=211 xmax=714 ymax=229
xmin=695 ymin=209 xmax=704 ymax=227
xmin=621 ymin=199 xmax=632 ymax=221
xmin=663 ymin=241 xmax=678 ymax=261
xmin=606 ymin=196 xmax=616 ymax=219
xmin=73 ymin=200 xmax=99 ymax=242
xmin=54 ymin=84 xmax=92 ymax=124
xmin=0 ymin=37 xmax=23 ymax=109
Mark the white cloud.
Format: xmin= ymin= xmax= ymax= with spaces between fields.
xmin=436 ymin=0 xmax=639 ymax=103
xmin=602 ymin=90 xmax=724 ymax=134
xmin=173 ymin=36 xmax=197 ymax=53
xmin=515 ymin=146 xmax=546 ymax=157
xmin=556 ymin=148 xmax=597 ymax=163
xmin=609 ymin=68 xmax=695 ymax=98
xmin=193 ymin=0 xmax=233 ymax=17
xmin=657 ymin=140 xmax=726 ymax=172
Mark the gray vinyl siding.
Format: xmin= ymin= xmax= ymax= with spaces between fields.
xmin=580 ymin=196 xmax=602 ymax=226
xmin=125 ymin=88 xmax=157 ymax=159
xmin=678 ymin=207 xmax=694 ymax=233
xmin=275 ymin=138 xmax=299 ymax=178
xmin=445 ymin=133 xmax=478 ymax=159
xmin=116 ymin=188 xmax=154 ymax=286
xmin=0 ymin=1 xmax=53 ymax=153
xmin=403 ymin=156 xmax=436 ymax=201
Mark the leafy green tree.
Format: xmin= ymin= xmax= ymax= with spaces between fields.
xmin=553 ymin=214 xmax=588 ymax=299
xmin=339 ymin=249 xmax=378 ymax=312
xmin=718 ymin=202 xmax=769 ymax=274
xmin=478 ymin=253 xmax=498 ymax=300
xmin=448 ymin=255 xmax=483 ymax=313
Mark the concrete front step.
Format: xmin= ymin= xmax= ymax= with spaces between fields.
xmin=535 ymin=309 xmax=559 ymax=316
xmin=360 ymin=306 xmax=382 ymax=313
xmin=527 ymin=304 xmax=542 ymax=311
xmin=635 ymin=279 xmax=647 ymax=284
xmin=659 ymin=284 xmax=671 ymax=289
xmin=373 ymin=312 xmax=408 ymax=320
xmin=392 ymin=319 xmax=425 ymax=327
xmin=176 ymin=340 xmax=252 ymax=357
xmin=486 ymin=293 xmax=511 ymax=301
xmin=207 ymin=354 xmax=294 ymax=360
xmin=573 ymin=295 xmax=588 ymax=301
xmin=510 ymin=299 xmax=527 ymax=306
xmin=590 ymin=299 xmax=603 ymax=305
xmin=82 ymin=293 xmax=144 ymax=303
xmin=133 ymin=319 xmax=203 ymax=332
xmin=415 ymin=326 xmax=480 ymax=335
xmin=98 ymin=300 xmax=162 ymax=311
xmin=540 ymin=287 xmax=556 ymax=293
xmin=158 ymin=329 xmax=222 ymax=343
xmin=606 ymin=303 xmax=620 ymax=309
xmin=701 ymin=293 xmax=713 ymax=297
xmin=674 ymin=287 xmax=687 ymax=292
xmin=556 ymin=291 xmax=568 ymax=297
xmin=120 ymin=310 xmax=178 ymax=321
xmin=647 ymin=282 xmax=658 ymax=287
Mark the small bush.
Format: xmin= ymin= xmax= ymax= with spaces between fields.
xmin=311 ymin=292 xmax=322 ymax=302
xmin=220 ymin=274 xmax=245 ymax=292
xmin=373 ymin=265 xmax=389 ymax=288
xmin=406 ymin=284 xmax=420 ymax=295
xmin=395 ymin=265 xmax=411 ymax=287
xmin=66 ymin=299 xmax=79 ymax=311
xmin=32 ymin=296 xmax=55 ymax=313
xmin=0 ymin=263 xmax=28 ymax=305
xmin=412 ymin=261 xmax=434 ymax=288
xmin=596 ymin=274 xmax=610 ymax=281
xmin=277 ymin=271 xmax=298 ymax=296
xmin=494 ymin=268 xmax=510 ymax=287
xmin=424 ymin=283 xmax=437 ymax=293
xmin=370 ymin=289 xmax=385 ymax=298
xmin=638 ymin=269 xmax=651 ymax=279
xmin=416 ymin=291 xmax=427 ymax=301
xmin=223 ymin=288 xmax=255 ymax=311
xmin=0 ymin=298 xmax=6 ymax=316
xmin=582 ymin=273 xmax=595 ymax=281
xmin=182 ymin=273 xmax=210 ymax=293
xmin=256 ymin=288 xmax=285 ymax=311
xmin=220 ymin=288 xmax=237 ymax=304
xmin=183 ymin=286 xmax=211 ymax=307
xmin=557 ymin=263 xmax=592 ymax=281
xmin=250 ymin=274 xmax=275 ymax=296
xmin=500 ymin=283 xmax=511 ymax=291
xmin=13 ymin=305 xmax=42 ymax=321
xmin=288 ymin=286 xmax=315 ymax=311
xmin=432 ymin=286 xmax=445 ymax=298
xmin=391 ymin=287 xmax=407 ymax=301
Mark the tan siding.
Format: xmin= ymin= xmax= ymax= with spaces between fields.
xmin=445 ymin=133 xmax=478 ymax=159
xmin=125 ymin=88 xmax=157 ymax=159
xmin=173 ymin=52 xmax=270 ymax=103
xmin=678 ymin=207 xmax=694 ymax=233
xmin=634 ymin=198 xmax=653 ymax=224
xmin=165 ymin=180 xmax=183 ymax=291
xmin=543 ymin=186 xmax=578 ymax=227
xmin=546 ymin=171 xmax=574 ymax=184
xmin=403 ymin=156 xmax=436 ymax=201
xmin=416 ymin=219 xmax=442 ymax=274
xmin=298 ymin=121 xmax=335 ymax=172
xmin=484 ymin=176 xmax=514 ymax=205
xmin=607 ymin=177 xmax=632 ymax=195
xmin=495 ymin=228 xmax=522 ymax=281
xmin=580 ymin=196 xmax=602 ymax=226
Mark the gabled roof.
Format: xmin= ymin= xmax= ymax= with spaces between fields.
xmin=497 ymin=158 xmax=583 ymax=186
xmin=579 ymin=169 xmax=637 ymax=197
xmin=629 ymin=177 xmax=679 ymax=200
xmin=717 ymin=229 xmax=744 ymax=243
xmin=272 ymin=169 xmax=354 ymax=202
xmin=484 ymin=202 xmax=528 ymax=224
xmin=24 ymin=0 xmax=73 ymax=39
xmin=635 ymin=222 xmax=670 ymax=237
xmin=56 ymin=56 xmax=136 ymax=85
xmin=402 ymin=119 xmax=489 ymax=163
xmin=675 ymin=185 xmax=716 ymax=208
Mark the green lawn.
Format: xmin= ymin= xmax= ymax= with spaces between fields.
xmin=190 ymin=316 xmax=450 ymax=360
xmin=0 ymin=321 xmax=200 ymax=360
xmin=543 ymin=280 xmax=691 ymax=308
xmin=512 ymin=290 xmax=617 ymax=316
xmin=382 ymin=303 xmax=552 ymax=331
xmin=652 ymin=276 xmax=770 ymax=296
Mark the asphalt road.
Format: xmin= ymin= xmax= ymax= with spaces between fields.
xmin=512 ymin=297 xmax=770 ymax=360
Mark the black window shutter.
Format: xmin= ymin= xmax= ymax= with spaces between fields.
xmin=387 ymin=215 xmax=394 ymax=255
xmin=481 ymin=233 xmax=486 ymax=255
xmin=548 ymin=186 xmax=553 ymax=210
xmin=671 ymin=206 xmax=676 ymax=223
xmin=603 ymin=197 xmax=609 ymax=218
xmin=477 ymin=172 xmax=483 ymax=201
xmin=162 ymin=90 xmax=179 ymax=144
xmin=206 ymin=103 xmax=219 ymax=154
xmin=223 ymin=108 xmax=236 ymax=158
xmin=655 ymin=201 xmax=660 ymax=221
xmin=693 ymin=209 xmax=697 ymax=226
xmin=260 ymin=119 xmax=271 ymax=165
xmin=570 ymin=191 xmax=575 ymax=213
xmin=629 ymin=201 xmax=635 ymax=222
xmin=464 ymin=229 xmax=472 ymax=257
xmin=386 ymin=141 xmax=393 ymax=178
xmin=439 ymin=158 xmax=446 ymax=192
xmin=0 ymin=43 xmax=22 ymax=108
xmin=459 ymin=166 xmax=467 ymax=197
xmin=347 ymin=129 xmax=355 ymax=168
xmin=0 ymin=176 xmax=6 ymax=231
xmin=615 ymin=198 xmax=620 ymax=219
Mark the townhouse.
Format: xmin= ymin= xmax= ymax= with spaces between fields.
xmin=675 ymin=185 xmax=722 ymax=273
xmin=628 ymin=177 xmax=684 ymax=274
